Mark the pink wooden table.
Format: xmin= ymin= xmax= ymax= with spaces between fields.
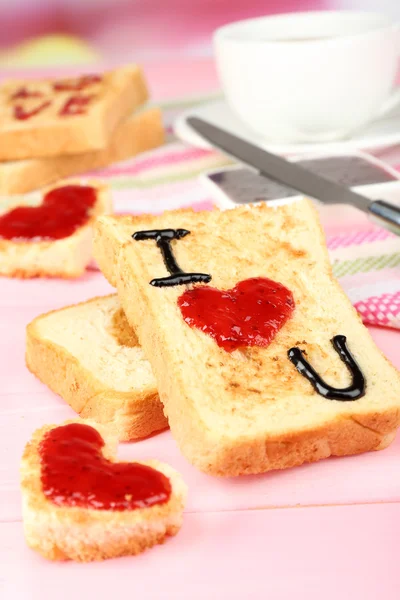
xmin=1 ymin=60 xmax=400 ymax=599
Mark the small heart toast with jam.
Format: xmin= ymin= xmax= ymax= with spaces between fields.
xmin=20 ymin=419 xmax=187 ymax=561
xmin=93 ymin=199 xmax=400 ymax=476
xmin=0 ymin=178 xmax=111 ymax=278
xmin=0 ymin=65 xmax=148 ymax=161
xmin=26 ymin=295 xmax=166 ymax=440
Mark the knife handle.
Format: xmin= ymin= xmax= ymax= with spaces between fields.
xmin=368 ymin=200 xmax=400 ymax=236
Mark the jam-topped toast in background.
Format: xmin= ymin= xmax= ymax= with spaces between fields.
xmin=0 ymin=179 xmax=111 ymax=278
xmin=93 ymin=200 xmax=400 ymax=476
xmin=20 ymin=419 xmax=187 ymax=561
xmin=0 ymin=65 xmax=148 ymax=161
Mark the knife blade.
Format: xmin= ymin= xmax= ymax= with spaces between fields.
xmin=188 ymin=117 xmax=400 ymax=235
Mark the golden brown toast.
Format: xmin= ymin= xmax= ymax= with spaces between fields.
xmin=93 ymin=199 xmax=400 ymax=476
xmin=0 ymin=65 xmax=148 ymax=160
xmin=21 ymin=419 xmax=187 ymax=561
xmin=26 ymin=295 xmax=166 ymax=440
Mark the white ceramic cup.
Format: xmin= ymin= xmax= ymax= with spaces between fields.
xmin=214 ymin=11 xmax=400 ymax=143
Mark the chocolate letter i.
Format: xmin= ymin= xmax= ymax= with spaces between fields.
xmin=133 ymin=228 xmax=212 ymax=287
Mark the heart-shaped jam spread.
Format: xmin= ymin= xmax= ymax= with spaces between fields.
xmin=40 ymin=423 xmax=171 ymax=510
xmin=0 ymin=185 xmax=96 ymax=241
xmin=178 ymin=277 xmax=295 ymax=352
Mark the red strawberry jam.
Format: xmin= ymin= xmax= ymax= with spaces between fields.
xmin=13 ymin=100 xmax=51 ymax=120
xmin=53 ymin=74 xmax=102 ymax=92
xmin=0 ymin=185 xmax=96 ymax=241
xmin=59 ymin=95 xmax=93 ymax=116
xmin=40 ymin=423 xmax=171 ymax=511
xmin=178 ymin=277 xmax=295 ymax=352
xmin=11 ymin=87 xmax=43 ymax=100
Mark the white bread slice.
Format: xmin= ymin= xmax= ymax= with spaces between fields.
xmin=93 ymin=199 xmax=400 ymax=476
xmin=26 ymin=295 xmax=166 ymax=440
xmin=0 ymin=178 xmax=112 ymax=278
xmin=21 ymin=418 xmax=187 ymax=561
xmin=0 ymin=107 xmax=164 ymax=195
xmin=0 ymin=65 xmax=148 ymax=161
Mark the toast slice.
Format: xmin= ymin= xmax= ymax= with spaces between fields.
xmin=0 ymin=107 xmax=164 ymax=195
xmin=26 ymin=295 xmax=166 ymax=440
xmin=0 ymin=65 xmax=148 ymax=161
xmin=93 ymin=199 xmax=400 ymax=476
xmin=0 ymin=179 xmax=111 ymax=278
xmin=21 ymin=419 xmax=187 ymax=561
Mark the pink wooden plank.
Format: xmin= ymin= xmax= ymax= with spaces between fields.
xmin=2 ymin=386 xmax=400 ymax=521
xmin=0 ymin=272 xmax=113 ymax=310
xmin=1 ymin=504 xmax=399 ymax=600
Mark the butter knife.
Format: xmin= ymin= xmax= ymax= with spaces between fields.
xmin=188 ymin=117 xmax=400 ymax=235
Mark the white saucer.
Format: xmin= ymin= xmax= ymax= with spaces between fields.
xmin=174 ymin=99 xmax=400 ymax=155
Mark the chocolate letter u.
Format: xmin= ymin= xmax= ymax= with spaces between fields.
xmin=288 ymin=335 xmax=365 ymax=401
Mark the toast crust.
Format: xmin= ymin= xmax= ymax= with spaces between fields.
xmin=21 ymin=419 xmax=187 ymax=561
xmin=93 ymin=200 xmax=400 ymax=476
xmin=26 ymin=295 xmax=167 ymax=440
xmin=0 ymin=178 xmax=111 ymax=278
xmin=0 ymin=108 xmax=164 ymax=195
xmin=0 ymin=65 xmax=148 ymax=160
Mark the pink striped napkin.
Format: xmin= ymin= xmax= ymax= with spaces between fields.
xmin=327 ymin=225 xmax=400 ymax=328
xmin=91 ymin=139 xmax=400 ymax=330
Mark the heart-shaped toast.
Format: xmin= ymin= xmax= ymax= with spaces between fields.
xmin=0 ymin=185 xmax=96 ymax=241
xmin=0 ymin=180 xmax=111 ymax=279
xmin=178 ymin=277 xmax=295 ymax=351
xmin=21 ymin=420 xmax=187 ymax=561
